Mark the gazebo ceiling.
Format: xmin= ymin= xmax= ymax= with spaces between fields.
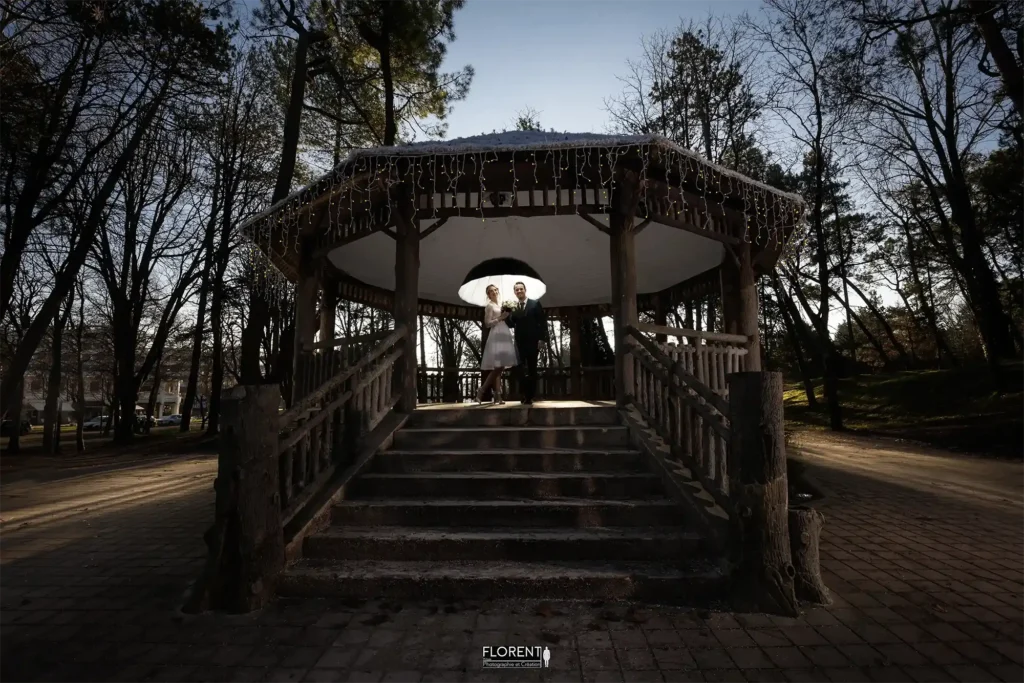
xmin=327 ymin=214 xmax=724 ymax=309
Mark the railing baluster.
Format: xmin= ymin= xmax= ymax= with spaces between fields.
xmin=298 ymin=431 xmax=309 ymax=491
xmin=280 ymin=444 xmax=293 ymax=507
xmin=309 ymin=421 xmax=321 ymax=480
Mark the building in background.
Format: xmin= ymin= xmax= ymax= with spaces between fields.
xmin=20 ymin=376 xmax=183 ymax=425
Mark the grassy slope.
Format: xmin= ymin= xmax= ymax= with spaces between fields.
xmin=784 ymin=362 xmax=1023 ymax=459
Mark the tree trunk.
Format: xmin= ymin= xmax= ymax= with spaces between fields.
xmin=789 ymin=505 xmax=832 ymax=605
xmin=113 ymin=315 xmax=139 ymax=443
xmin=208 ymin=310 xmax=224 ymax=436
xmin=241 ymin=28 xmax=317 ymax=385
xmin=379 ymin=3 xmax=398 ymax=145
xmin=75 ymin=283 xmax=86 ymax=453
xmin=145 ymin=361 xmax=162 ymax=434
xmin=821 ymin=353 xmax=843 ymax=431
xmin=116 ymin=373 xmax=138 ymax=442
xmin=105 ymin=392 xmax=116 ymax=438
xmin=273 ymin=33 xmax=313 ymax=203
xmin=788 ymin=273 xmax=843 ymax=430
xmin=727 ymin=371 xmax=798 ymax=617
xmin=42 ymin=290 xmax=73 ymax=454
xmin=903 ymin=222 xmax=957 ymax=366
xmin=980 ymin=245 xmax=1023 ymax=356
xmin=182 ymin=226 xmax=214 ymax=432
xmin=184 ymin=383 xmax=285 ymax=613
xmin=965 ymin=0 xmax=1023 ymax=116
xmin=6 ymin=381 xmax=25 ymax=454
xmin=206 ymin=228 xmax=236 ymax=436
xmin=776 ymin=285 xmax=818 ymax=408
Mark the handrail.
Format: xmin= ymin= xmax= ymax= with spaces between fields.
xmin=277 ymin=328 xmax=405 ymax=526
xmin=637 ymin=322 xmax=748 ymax=346
xmin=626 ymin=326 xmax=729 ymax=416
xmin=282 ymin=326 xmax=406 ymax=427
xmin=628 ymin=346 xmax=728 ymax=438
xmin=280 ymin=346 xmax=404 ymax=452
xmin=305 ymin=328 xmax=393 ymax=352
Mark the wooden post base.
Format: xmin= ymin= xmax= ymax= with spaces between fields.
xmin=727 ymin=371 xmax=799 ymax=617
xmin=184 ymin=383 xmax=285 ymax=614
xmin=789 ymin=505 xmax=832 ymax=605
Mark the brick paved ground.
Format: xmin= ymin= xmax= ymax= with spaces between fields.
xmin=1 ymin=432 xmax=1021 ymax=683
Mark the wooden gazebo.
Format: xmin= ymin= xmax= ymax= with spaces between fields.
xmin=243 ymin=131 xmax=805 ymax=409
xmin=199 ymin=132 xmax=817 ymax=618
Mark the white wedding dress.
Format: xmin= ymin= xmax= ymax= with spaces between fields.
xmin=481 ymin=301 xmax=518 ymax=370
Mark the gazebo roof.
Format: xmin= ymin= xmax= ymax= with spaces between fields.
xmin=244 ymin=132 xmax=805 ymax=319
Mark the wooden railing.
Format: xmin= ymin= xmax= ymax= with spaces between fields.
xmin=625 ymin=325 xmax=732 ymax=510
xmin=293 ymin=329 xmax=394 ymax=405
xmin=416 ymin=366 xmax=615 ymax=403
xmin=277 ymin=327 xmax=406 ymax=527
xmin=637 ymin=322 xmax=748 ymax=399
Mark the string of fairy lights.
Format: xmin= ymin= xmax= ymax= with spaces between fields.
xmin=240 ymin=139 xmax=807 ymax=299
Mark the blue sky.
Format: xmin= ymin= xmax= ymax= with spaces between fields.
xmin=434 ymin=0 xmax=762 ymax=139
xmin=234 ymin=0 xmax=764 ymax=139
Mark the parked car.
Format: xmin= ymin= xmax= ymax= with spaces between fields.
xmin=156 ymin=414 xmax=182 ymax=426
xmin=0 ymin=419 xmax=32 ymax=436
xmin=82 ymin=416 xmax=109 ymax=431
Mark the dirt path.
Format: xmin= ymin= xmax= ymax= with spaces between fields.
xmin=791 ymin=429 xmax=1024 ymax=512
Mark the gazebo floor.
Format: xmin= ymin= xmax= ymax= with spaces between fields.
xmin=414 ymin=399 xmax=615 ymax=410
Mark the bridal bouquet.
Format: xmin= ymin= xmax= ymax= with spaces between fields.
xmin=500 ymin=300 xmax=518 ymax=313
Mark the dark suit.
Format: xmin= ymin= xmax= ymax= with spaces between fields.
xmin=506 ymin=298 xmax=546 ymax=402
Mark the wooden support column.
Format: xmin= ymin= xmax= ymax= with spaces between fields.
xmin=727 ymin=371 xmax=798 ymax=616
xmin=185 ymin=383 xmax=284 ymax=613
xmin=568 ymin=310 xmax=582 ymax=398
xmin=653 ymin=294 xmax=668 ymax=343
xmin=609 ymin=170 xmax=641 ymax=408
xmin=319 ymin=277 xmax=337 ymax=344
xmin=393 ymin=187 xmax=420 ymax=413
xmin=720 ymin=264 xmax=742 ymax=336
xmin=737 ymin=242 xmax=762 ymax=371
xmin=292 ymin=237 xmax=320 ymax=403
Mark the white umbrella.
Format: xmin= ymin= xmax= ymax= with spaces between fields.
xmin=457 ymin=257 xmax=546 ymax=307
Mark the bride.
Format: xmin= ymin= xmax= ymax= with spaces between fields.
xmin=477 ymin=284 xmax=518 ymax=404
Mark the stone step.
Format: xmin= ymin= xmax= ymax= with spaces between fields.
xmin=277 ymin=559 xmax=727 ymax=603
xmin=371 ymin=448 xmax=644 ymax=473
xmin=350 ymin=472 xmax=664 ymax=500
xmin=331 ymin=499 xmax=684 ymax=527
xmin=392 ymin=425 xmax=631 ymax=450
xmin=405 ymin=405 xmax=619 ymax=429
xmin=303 ymin=526 xmax=705 ymax=562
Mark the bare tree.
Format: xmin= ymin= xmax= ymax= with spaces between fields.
xmin=842 ymin=0 xmax=1018 ymax=387
xmin=744 ymin=0 xmax=858 ymax=429
xmin=0 ymin=0 xmax=231 ymax=414
xmin=88 ymin=123 xmax=203 ymax=442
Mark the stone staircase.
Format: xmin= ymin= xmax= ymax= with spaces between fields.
xmin=277 ymin=404 xmax=727 ymax=603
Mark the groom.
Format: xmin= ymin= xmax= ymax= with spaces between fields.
xmin=507 ymin=281 xmax=546 ymax=405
